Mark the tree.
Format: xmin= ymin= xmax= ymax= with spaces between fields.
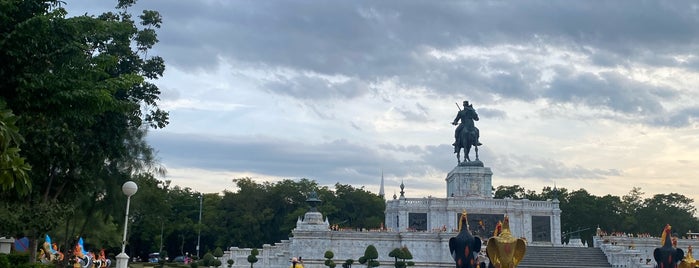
xmin=494 ymin=185 xmax=527 ymax=199
xmin=637 ymin=193 xmax=699 ymax=235
xmin=324 ymin=250 xmax=336 ymax=268
xmin=227 ymin=259 xmax=235 ymax=268
xmin=247 ymin=248 xmax=259 ymax=268
xmin=0 ymin=0 xmax=168 ymax=263
xmin=620 ymin=187 xmax=645 ymax=233
xmin=330 ymin=184 xmax=385 ymax=229
xmin=358 ymin=245 xmax=379 ymax=267
xmin=218 ymin=178 xmax=385 ymax=248
xmin=0 ymin=100 xmax=31 ymax=196
xmin=201 ymin=252 xmax=215 ymax=267
xmin=342 ymin=259 xmax=354 ymax=268
xmin=389 ymin=247 xmax=414 ymax=268
xmin=213 ymin=247 xmax=224 ymax=259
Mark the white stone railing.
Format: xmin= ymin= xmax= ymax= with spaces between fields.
xmin=386 ymin=198 xmax=558 ymax=210
xmin=594 ymin=236 xmax=699 ymax=268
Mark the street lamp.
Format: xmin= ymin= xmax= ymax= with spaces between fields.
xmin=116 ymin=181 xmax=138 ymax=268
xmin=196 ymin=194 xmax=202 ymax=259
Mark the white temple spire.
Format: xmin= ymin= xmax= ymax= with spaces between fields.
xmin=379 ymin=169 xmax=385 ymax=199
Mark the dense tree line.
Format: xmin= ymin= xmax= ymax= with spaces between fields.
xmin=122 ymin=177 xmax=385 ymax=260
xmin=495 ymin=185 xmax=699 ymax=246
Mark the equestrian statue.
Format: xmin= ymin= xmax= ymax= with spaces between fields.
xmin=452 ymin=100 xmax=482 ymax=164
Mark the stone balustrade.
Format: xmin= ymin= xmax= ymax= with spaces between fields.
xmin=386 ymin=197 xmax=557 ymax=210
xmin=594 ymin=236 xmax=699 ymax=268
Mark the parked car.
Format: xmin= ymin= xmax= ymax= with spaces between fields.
xmin=148 ymin=253 xmax=160 ymax=263
xmin=173 ymin=255 xmax=192 ymax=263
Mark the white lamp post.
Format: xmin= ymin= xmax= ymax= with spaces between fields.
xmin=116 ymin=181 xmax=138 ymax=268
xmin=196 ymin=194 xmax=202 ymax=258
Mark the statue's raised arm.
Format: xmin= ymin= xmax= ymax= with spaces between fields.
xmin=452 ymin=100 xmax=481 ymax=164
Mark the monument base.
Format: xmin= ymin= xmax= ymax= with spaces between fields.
xmin=446 ymin=164 xmax=493 ymax=198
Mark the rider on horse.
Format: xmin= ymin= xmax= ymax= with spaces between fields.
xmin=452 ymin=100 xmax=482 ymax=153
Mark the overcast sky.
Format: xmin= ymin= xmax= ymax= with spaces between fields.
xmin=69 ymin=1 xmax=699 ymax=208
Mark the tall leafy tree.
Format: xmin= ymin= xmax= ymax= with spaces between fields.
xmin=620 ymin=187 xmax=645 ymax=233
xmin=216 ymin=178 xmax=385 ymax=248
xmin=637 ymin=193 xmax=698 ymax=236
xmin=0 ymin=0 xmax=168 ymax=263
xmin=494 ymin=185 xmax=527 ymax=199
xmin=0 ymin=100 xmax=31 ymax=195
xmin=330 ymin=183 xmax=385 ymax=229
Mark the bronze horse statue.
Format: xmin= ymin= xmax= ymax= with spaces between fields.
xmin=454 ymin=106 xmax=480 ymax=164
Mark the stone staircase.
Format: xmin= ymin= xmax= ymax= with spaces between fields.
xmin=517 ymin=246 xmax=611 ymax=268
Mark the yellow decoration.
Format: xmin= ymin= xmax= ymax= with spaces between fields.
xmin=493 ymin=221 xmax=502 ymax=237
xmin=486 ymin=215 xmax=527 ymax=268
xmin=679 ymin=245 xmax=697 ymax=268
xmin=458 ymin=209 xmax=468 ymax=232
xmin=660 ymin=224 xmax=670 ymax=247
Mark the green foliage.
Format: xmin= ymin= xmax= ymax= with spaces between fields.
xmin=495 ymin=185 xmax=699 ymax=246
xmin=247 ymin=248 xmax=259 ymax=268
xmin=494 ymin=185 xmax=527 ymax=199
xmin=0 ymin=254 xmax=8 ymax=268
xmin=324 ymin=250 xmax=334 ymax=259
xmin=363 ymin=245 xmax=378 ymax=259
xmin=227 ymin=259 xmax=234 ymax=267
xmin=213 ymin=247 xmax=224 ymax=258
xmin=342 ymin=259 xmax=354 ymax=268
xmin=359 ymin=245 xmax=379 ymax=267
xmin=388 ymin=247 xmax=413 ymax=268
xmin=213 ymin=259 xmax=222 ymax=268
xmin=0 ymin=100 xmax=31 ymax=196
xmin=0 ymin=0 xmax=169 ymax=261
xmin=201 ymin=252 xmax=215 ymax=267
xmin=189 ymin=262 xmax=198 ymax=268
xmin=217 ymin=178 xmax=385 ymax=248
xmin=4 ymin=253 xmax=29 ymax=267
xmin=331 ymin=183 xmax=386 ymax=228
xmin=325 ymin=259 xmax=337 ymax=268
xmin=324 ymin=250 xmax=336 ymax=268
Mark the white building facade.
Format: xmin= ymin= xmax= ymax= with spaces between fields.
xmin=222 ymin=161 xmax=562 ymax=267
xmin=385 ymin=162 xmax=562 ymax=245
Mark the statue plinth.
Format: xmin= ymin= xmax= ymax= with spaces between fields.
xmin=446 ymin=163 xmax=492 ymax=198
xmin=296 ymin=211 xmax=329 ymax=231
xmin=458 ymin=160 xmax=483 ymax=167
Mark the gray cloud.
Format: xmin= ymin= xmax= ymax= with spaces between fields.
xmin=478 ymin=108 xmax=507 ymax=120
xmin=490 ymin=153 xmax=623 ymax=180
xmin=68 ymin=1 xmax=699 ymax=128
xmin=546 ymin=70 xmax=675 ymax=115
xmin=265 ymin=75 xmax=369 ymax=100
xmin=650 ymin=106 xmax=699 ymax=127
xmin=73 ymin=1 xmax=699 ymax=72
xmin=149 ymin=132 xmax=428 ymax=187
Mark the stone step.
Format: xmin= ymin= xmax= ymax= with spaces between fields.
xmin=517 ymin=246 xmax=611 ymax=268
